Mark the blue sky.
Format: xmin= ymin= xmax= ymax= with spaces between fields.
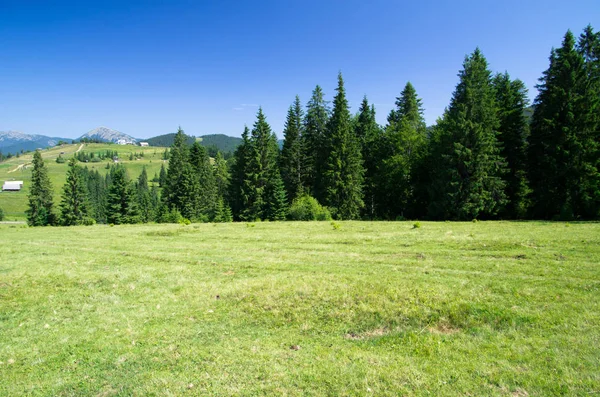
xmin=0 ymin=0 xmax=597 ymax=139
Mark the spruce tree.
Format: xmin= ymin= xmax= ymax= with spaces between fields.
xmin=492 ymin=72 xmax=531 ymax=218
xmin=576 ymin=26 xmax=600 ymax=218
xmin=214 ymin=151 xmax=230 ymax=202
xmin=26 ymin=150 xmax=56 ymax=226
xmin=280 ymin=96 xmax=305 ymax=202
xmin=136 ymin=166 xmax=153 ymax=223
xmin=213 ymin=198 xmax=233 ymax=222
xmin=428 ymin=49 xmax=507 ymax=220
xmin=379 ymin=82 xmax=428 ymax=219
xmin=159 ymin=163 xmax=167 ymax=187
xmin=229 ymin=126 xmax=252 ymax=220
xmin=59 ymin=158 xmax=90 ymax=226
xmin=354 ymin=97 xmax=382 ymax=219
xmin=322 ymin=73 xmax=364 ymax=219
xmin=264 ymin=170 xmax=288 ymax=220
xmin=162 ymin=127 xmax=200 ymax=220
xmin=243 ymin=108 xmax=282 ymax=221
xmin=163 ymin=127 xmax=189 ymax=211
xmin=190 ymin=141 xmax=217 ymax=219
xmin=529 ymin=30 xmax=599 ymax=219
xmin=85 ymin=169 xmax=107 ymax=223
xmin=303 ymin=85 xmax=330 ymax=201
xmin=106 ymin=165 xmax=139 ymax=224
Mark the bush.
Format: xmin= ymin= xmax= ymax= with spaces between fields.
xmin=158 ymin=208 xmax=184 ymax=224
xmin=287 ymin=195 xmax=332 ymax=221
xmin=55 ymin=155 xmax=66 ymax=164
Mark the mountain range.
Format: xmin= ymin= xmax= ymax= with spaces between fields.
xmin=0 ymin=127 xmax=247 ymax=156
xmin=0 ymin=130 xmax=70 ymax=154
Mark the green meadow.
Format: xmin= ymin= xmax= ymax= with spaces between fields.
xmin=1 ymin=221 xmax=598 ymax=395
xmin=0 ymin=143 xmax=167 ymax=221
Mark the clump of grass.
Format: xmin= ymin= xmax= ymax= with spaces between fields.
xmin=472 ymin=219 xmax=478 ymax=223
xmin=246 ymin=223 xmax=256 ymax=228
xmin=413 ymin=221 xmax=421 ymax=229
xmin=330 ymin=221 xmax=341 ymax=230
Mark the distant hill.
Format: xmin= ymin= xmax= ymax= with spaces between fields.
xmin=0 ymin=130 xmax=70 ymax=154
xmin=146 ymin=133 xmax=243 ymax=155
xmin=145 ymin=133 xmax=196 ymax=147
xmin=78 ymin=127 xmax=137 ymax=144
xmin=197 ymin=134 xmax=242 ymax=154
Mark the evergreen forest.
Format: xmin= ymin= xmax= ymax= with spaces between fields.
xmin=25 ymin=26 xmax=600 ymax=226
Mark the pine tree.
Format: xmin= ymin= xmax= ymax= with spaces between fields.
xmin=428 ymin=49 xmax=507 ymax=220
xmin=59 ymin=158 xmax=91 ymax=225
xmin=322 ymin=73 xmax=364 ymax=219
xmin=280 ymin=96 xmax=305 ymax=202
xmin=303 ymin=85 xmax=330 ymax=201
xmin=354 ymin=97 xmax=382 ymax=219
xmin=493 ymin=72 xmax=531 ymax=218
xmin=529 ymin=30 xmax=599 ymax=219
xmin=26 ymin=150 xmax=56 ymax=226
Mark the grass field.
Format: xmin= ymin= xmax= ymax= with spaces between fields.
xmin=0 ymin=143 xmax=168 ymax=221
xmin=0 ymin=221 xmax=598 ymax=395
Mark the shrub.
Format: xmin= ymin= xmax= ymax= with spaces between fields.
xmin=158 ymin=208 xmax=184 ymax=224
xmin=287 ymin=195 xmax=332 ymax=221
xmin=55 ymin=155 xmax=66 ymax=164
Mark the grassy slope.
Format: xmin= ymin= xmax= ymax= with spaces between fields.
xmin=0 ymin=221 xmax=598 ymax=396
xmin=0 ymin=144 xmax=168 ymax=220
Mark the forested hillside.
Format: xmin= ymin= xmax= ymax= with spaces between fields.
xmin=145 ymin=133 xmax=196 ymax=147
xmin=197 ymin=134 xmax=242 ymax=154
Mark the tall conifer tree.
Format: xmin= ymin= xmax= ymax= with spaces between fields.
xmin=229 ymin=126 xmax=252 ymax=220
xmin=493 ymin=73 xmax=531 ymax=218
xmin=354 ymin=97 xmax=382 ymax=219
xmin=26 ymin=151 xmax=56 ymax=226
xmin=106 ymin=165 xmax=139 ymax=224
xmin=243 ymin=108 xmax=285 ymax=220
xmin=280 ymin=96 xmax=305 ymax=202
xmin=59 ymin=158 xmax=90 ymax=226
xmin=380 ymin=82 xmax=428 ymax=219
xmin=528 ymin=30 xmax=599 ymax=219
xmin=190 ymin=141 xmax=217 ymax=219
xmin=428 ymin=49 xmax=506 ymax=220
xmin=322 ymin=73 xmax=364 ymax=219
xmin=303 ymin=85 xmax=330 ymax=201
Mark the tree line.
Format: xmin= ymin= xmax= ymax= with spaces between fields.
xmin=25 ymin=26 xmax=599 ymax=226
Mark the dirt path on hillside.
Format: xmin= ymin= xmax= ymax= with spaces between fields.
xmin=7 ymin=163 xmax=30 ymax=173
xmin=76 ymin=143 xmax=84 ymax=153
